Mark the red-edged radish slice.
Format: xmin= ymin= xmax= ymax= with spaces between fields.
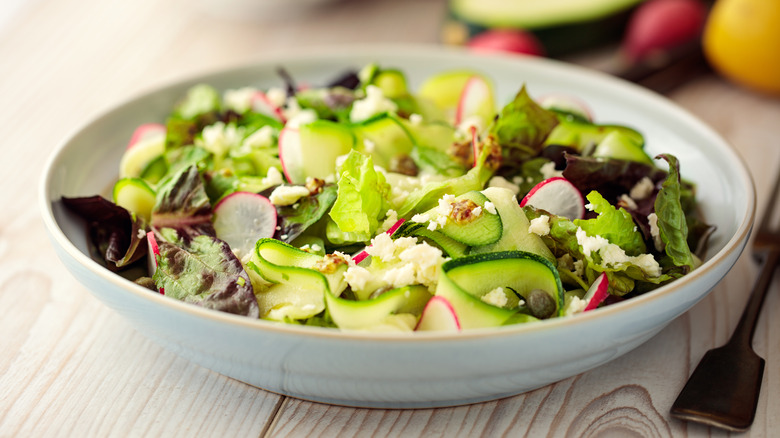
xmin=251 ymin=91 xmax=285 ymax=122
xmin=415 ymin=296 xmax=461 ymax=332
xmin=537 ymin=94 xmax=594 ymax=122
xmin=467 ymin=29 xmax=545 ymax=56
xmin=212 ymin=192 xmax=277 ymax=258
xmin=127 ymin=123 xmax=166 ymax=150
xmin=583 ymin=272 xmax=609 ymax=311
xmin=278 ymin=127 xmax=304 ymax=183
xmin=352 ymin=219 xmax=406 ymax=265
xmin=146 ymin=231 xmax=163 ymax=294
xmin=520 ymin=177 xmax=586 ymax=220
xmin=454 ymin=75 xmax=495 ymax=128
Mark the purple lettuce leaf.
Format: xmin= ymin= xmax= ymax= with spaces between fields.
xmin=61 ymin=195 xmax=147 ymax=270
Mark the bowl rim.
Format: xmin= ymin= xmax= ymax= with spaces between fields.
xmin=39 ymin=44 xmax=756 ymax=342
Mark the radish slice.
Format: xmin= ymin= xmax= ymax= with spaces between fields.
xmin=146 ymin=231 xmax=163 ymax=294
xmin=352 ymin=219 xmax=406 ymax=265
xmin=520 ymin=177 xmax=586 ymax=220
xmin=127 ymin=123 xmax=166 ymax=150
xmin=583 ymin=272 xmax=609 ymax=311
xmin=537 ymin=94 xmax=594 ymax=122
xmin=212 ymin=192 xmax=277 ymax=258
xmin=415 ymin=296 xmax=461 ymax=332
xmin=251 ymin=91 xmax=285 ymax=122
xmin=455 ymin=75 xmax=494 ymax=128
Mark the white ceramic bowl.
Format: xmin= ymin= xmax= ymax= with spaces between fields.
xmin=40 ymin=45 xmax=755 ymax=408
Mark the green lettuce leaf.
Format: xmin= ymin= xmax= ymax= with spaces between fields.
xmin=328 ymin=150 xmax=391 ymax=243
xmin=654 ymin=154 xmax=696 ymax=273
xmin=489 ymin=85 xmax=559 ymax=160
xmin=276 ymin=184 xmax=338 ymax=243
xmin=574 ymin=191 xmax=647 ymax=256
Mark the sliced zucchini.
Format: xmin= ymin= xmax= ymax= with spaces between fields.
xmin=421 ymin=190 xmax=502 ymax=246
xmin=112 ymin=177 xmax=156 ymax=222
xmin=544 ymin=119 xmax=644 ymax=153
xmin=391 ymin=222 xmax=468 ymax=258
xmin=325 ymin=285 xmax=431 ymax=330
xmin=471 ymin=187 xmax=555 ymax=262
xmin=435 ymin=251 xmax=564 ymax=329
xmin=352 ymin=114 xmax=415 ymax=170
xmin=592 ymin=131 xmax=653 ymax=164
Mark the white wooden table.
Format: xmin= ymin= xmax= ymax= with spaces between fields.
xmin=2 ymin=0 xmax=779 ymax=436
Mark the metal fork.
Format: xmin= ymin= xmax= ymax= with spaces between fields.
xmin=670 ymin=165 xmax=780 ymax=431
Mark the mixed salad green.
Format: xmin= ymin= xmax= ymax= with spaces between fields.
xmin=63 ymin=64 xmax=714 ymax=332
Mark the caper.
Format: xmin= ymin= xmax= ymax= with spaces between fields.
xmin=526 ymin=289 xmax=556 ymax=319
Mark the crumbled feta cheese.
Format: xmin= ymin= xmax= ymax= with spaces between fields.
xmin=382 ymin=263 xmax=417 ymax=289
xmin=619 ymin=194 xmax=638 ymax=210
xmin=199 ymin=122 xmax=244 ymax=157
xmin=540 ymin=161 xmax=563 ymax=179
xmin=363 ymin=138 xmax=376 ymax=153
xmin=411 ymin=213 xmax=430 ymax=223
xmin=573 ymin=259 xmax=585 ymax=277
xmin=285 ymin=108 xmax=318 ymax=128
xmin=365 ymin=233 xmax=397 ymax=262
xmin=397 ymin=242 xmax=444 ymax=288
xmin=265 ymin=87 xmax=287 ymax=108
xmin=311 ymin=244 xmax=322 ymax=252
xmin=223 ymin=87 xmax=257 ymax=113
xmin=647 ymin=212 xmax=664 ymax=251
xmin=488 ymin=176 xmax=520 ymax=195
xmin=261 ymin=167 xmax=284 ymax=187
xmin=137 ymin=229 xmax=146 ymax=240
xmin=409 ymin=113 xmax=423 ymax=125
xmin=529 ymin=215 xmax=551 ymax=236
xmin=242 ymin=125 xmax=275 ymax=149
xmin=563 ymin=295 xmax=587 ymax=316
xmin=350 ymin=85 xmax=398 ymax=123
xmin=378 ymin=209 xmax=399 ymax=234
xmin=481 ymin=287 xmax=508 ymax=308
xmin=437 ymin=194 xmax=455 ymax=216
xmin=630 ymin=177 xmax=655 ymax=200
xmin=344 ymin=265 xmax=372 ymax=290
xmin=334 ymin=153 xmax=350 ymax=170
xmin=576 ymin=227 xmax=661 ymax=277
xmin=471 ymin=206 xmax=483 ymax=216
xmin=269 ymin=185 xmax=311 ymax=206
xmin=427 ymin=221 xmax=438 ymax=231
xmin=483 ymin=201 xmax=497 ymax=215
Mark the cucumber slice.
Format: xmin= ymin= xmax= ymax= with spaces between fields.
xmin=391 ymin=222 xmax=468 ymax=258
xmin=421 ymin=190 xmax=502 ymax=246
xmin=544 ymin=119 xmax=644 ymax=153
xmin=417 ymin=70 xmax=483 ymax=110
xmin=435 ymin=251 xmax=564 ymax=328
xmin=368 ymin=69 xmax=408 ymax=99
xmin=471 ymin=187 xmax=555 ymax=261
xmin=119 ymin=128 xmax=165 ymax=179
xmin=139 ymin=155 xmax=168 ymax=184
xmin=352 ymin=114 xmax=415 ymax=170
xmin=325 ymin=285 xmax=431 ymax=330
xmin=592 ymin=131 xmax=653 ymax=164
xmin=112 ymin=177 xmax=156 ymax=222
xmin=398 ymin=119 xmax=456 ymax=152
xmin=278 ymin=120 xmax=355 ymax=184
xmin=249 ymin=238 xmax=349 ymax=320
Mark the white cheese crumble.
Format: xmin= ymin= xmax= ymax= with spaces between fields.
xmin=199 ymin=122 xmax=244 ymax=157
xmin=350 ymin=85 xmax=398 ymax=123
xmin=223 ymin=87 xmax=257 ymax=113
xmin=619 ymin=194 xmax=638 ymax=210
xmin=488 ymin=176 xmax=520 ymax=195
xmin=575 ymin=227 xmax=662 ymax=277
xmin=363 ymin=138 xmax=376 ymax=153
xmin=540 ymin=161 xmax=563 ymax=179
xmin=242 ymin=125 xmax=275 ymax=149
xmin=484 ymin=201 xmax=497 ymax=215
xmin=471 ymin=206 xmax=483 ymax=217
xmin=481 ymin=287 xmax=508 ymax=308
xmin=630 ymin=177 xmax=655 ymax=200
xmin=529 ymin=215 xmax=551 ymax=236
xmin=563 ymin=295 xmax=588 ymax=316
xmin=409 ymin=113 xmax=423 ymax=125
xmin=269 ymin=185 xmax=310 ymax=206
xmin=647 ymin=212 xmax=664 ymax=251
xmin=411 ymin=213 xmax=430 ymax=224
xmin=265 ymin=87 xmax=287 ymax=108
xmin=344 ymin=265 xmax=372 ymax=290
xmin=437 ymin=194 xmax=455 ymax=217
xmin=261 ymin=167 xmax=284 ymax=187
xmin=378 ymin=209 xmax=399 ymax=234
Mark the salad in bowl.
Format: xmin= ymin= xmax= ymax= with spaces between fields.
xmin=61 ymin=62 xmax=713 ymax=333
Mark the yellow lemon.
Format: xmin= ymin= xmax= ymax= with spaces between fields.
xmin=703 ymin=0 xmax=780 ymax=95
